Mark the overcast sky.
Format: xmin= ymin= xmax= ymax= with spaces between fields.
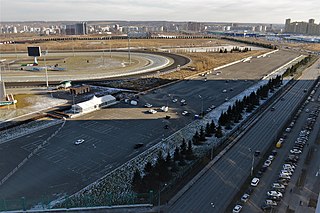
xmin=1 ymin=0 xmax=319 ymax=24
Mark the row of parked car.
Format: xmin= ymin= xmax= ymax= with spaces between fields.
xmin=259 ymin=101 xmax=320 ymax=211
xmin=232 ymin=149 xmax=278 ymax=213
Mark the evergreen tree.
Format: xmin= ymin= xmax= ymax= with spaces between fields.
xmin=144 ymin=161 xmax=153 ymax=176
xmin=205 ymin=122 xmax=212 ymax=136
xmin=132 ymin=169 xmax=142 ymax=193
xmin=210 ymin=120 xmax=216 ymax=133
xmin=165 ymin=151 xmax=172 ymax=168
xmin=174 ymin=146 xmax=181 ymax=161
xmin=180 ymin=138 xmax=187 ymax=156
xmin=192 ymin=131 xmax=200 ymax=145
xmin=186 ymin=140 xmax=194 ymax=160
xmin=199 ymin=126 xmax=206 ymax=141
xmin=215 ymin=125 xmax=223 ymax=138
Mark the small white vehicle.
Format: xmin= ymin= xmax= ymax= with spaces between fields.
xmin=265 ymin=199 xmax=277 ymax=206
xmin=267 ymin=191 xmax=283 ymax=197
xmin=161 ymin=106 xmax=169 ymax=112
xmin=75 ymin=139 xmax=84 ymax=145
xmin=180 ymin=99 xmax=186 ymax=103
xmin=272 ymin=183 xmax=285 ymax=189
xmin=182 ymin=111 xmax=190 ymax=116
xmin=144 ymin=103 xmax=152 ymax=108
xmin=251 ymin=177 xmax=260 ymax=187
xmin=263 ymin=160 xmax=272 ymax=167
xmin=172 ymin=98 xmax=178 ymax=103
xmin=148 ymin=109 xmax=157 ymax=114
xmin=241 ymin=193 xmax=250 ymax=202
xmin=232 ymin=204 xmax=242 ymax=213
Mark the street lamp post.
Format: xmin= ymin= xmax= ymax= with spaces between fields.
xmin=128 ymin=36 xmax=131 ymax=64
xmin=248 ymin=148 xmax=255 ymax=177
xmin=42 ymin=50 xmax=49 ymax=90
xmin=158 ymin=183 xmax=167 ymax=213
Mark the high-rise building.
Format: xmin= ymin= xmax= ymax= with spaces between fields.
xmin=284 ymin=18 xmax=320 ymax=35
xmin=187 ymin=22 xmax=201 ymax=32
xmin=66 ymin=22 xmax=87 ymax=35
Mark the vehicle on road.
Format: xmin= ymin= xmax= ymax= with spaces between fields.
xmin=74 ymin=139 xmax=84 ymax=145
xmin=172 ymin=99 xmax=178 ymax=103
xmin=254 ymin=150 xmax=261 ymax=157
xmin=251 ymin=177 xmax=260 ymax=187
xmin=271 ymin=107 xmax=275 ymax=111
xmin=267 ymin=191 xmax=283 ymax=197
xmin=279 ymin=174 xmax=291 ymax=179
xmin=232 ymin=204 xmax=242 ymax=213
xmin=180 ymin=99 xmax=186 ymax=103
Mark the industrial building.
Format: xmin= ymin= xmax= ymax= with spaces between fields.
xmin=71 ymin=95 xmax=116 ymax=114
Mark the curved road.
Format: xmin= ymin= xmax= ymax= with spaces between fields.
xmin=1 ymin=51 xmax=189 ymax=83
xmin=167 ymin=59 xmax=320 ymax=213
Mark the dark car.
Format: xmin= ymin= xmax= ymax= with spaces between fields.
xmin=271 ymin=150 xmax=277 ymax=156
xmin=260 ymin=166 xmax=268 ymax=172
xmin=261 ymin=205 xmax=272 ymax=211
xmin=134 ymin=143 xmax=144 ymax=149
xmin=181 ymin=102 xmax=187 ymax=106
xmin=267 ymin=196 xmax=282 ymax=201
xmin=256 ymin=171 xmax=263 ymax=178
xmin=246 ymin=187 xmax=254 ymax=195
xmin=254 ymin=150 xmax=261 ymax=157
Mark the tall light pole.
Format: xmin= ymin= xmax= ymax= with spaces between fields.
xmin=158 ymin=183 xmax=167 ymax=213
xmin=248 ymin=148 xmax=254 ymax=177
xmin=128 ymin=35 xmax=131 ymax=64
xmin=42 ymin=50 xmax=49 ymax=90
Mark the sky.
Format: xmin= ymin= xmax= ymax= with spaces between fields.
xmin=1 ymin=0 xmax=319 ymax=24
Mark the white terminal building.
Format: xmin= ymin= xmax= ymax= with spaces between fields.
xmin=71 ymin=95 xmax=117 ymax=114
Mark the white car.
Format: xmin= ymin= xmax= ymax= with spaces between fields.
xmin=180 ymin=99 xmax=186 ymax=103
xmin=240 ymin=193 xmax=250 ymax=202
xmin=290 ymin=149 xmax=302 ymax=154
xmin=268 ymin=155 xmax=275 ymax=161
xmin=279 ymin=173 xmax=291 ymax=179
xmin=267 ymin=191 xmax=283 ymax=197
xmin=272 ymin=183 xmax=285 ymax=189
xmin=232 ymin=204 xmax=242 ymax=213
xmin=144 ymin=103 xmax=152 ymax=108
xmin=265 ymin=199 xmax=277 ymax=206
xmin=74 ymin=139 xmax=84 ymax=145
xmin=172 ymin=98 xmax=178 ymax=103
xmin=251 ymin=177 xmax=260 ymax=187
xmin=280 ymin=170 xmax=292 ymax=176
xmin=148 ymin=109 xmax=157 ymax=114
xmin=264 ymin=160 xmax=272 ymax=167
xmin=182 ymin=111 xmax=190 ymax=116
xmin=222 ymin=89 xmax=227 ymax=93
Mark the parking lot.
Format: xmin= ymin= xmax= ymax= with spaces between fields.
xmin=239 ymin=81 xmax=320 ymax=212
xmin=0 ymin=50 xmax=301 ymax=202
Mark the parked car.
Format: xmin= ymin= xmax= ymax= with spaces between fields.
xmin=144 ymin=103 xmax=152 ymax=108
xmin=267 ymin=191 xmax=283 ymax=197
xmin=264 ymin=160 xmax=272 ymax=167
xmin=241 ymin=193 xmax=250 ymax=202
xmin=251 ymin=177 xmax=260 ymax=187
xmin=265 ymin=199 xmax=277 ymax=206
xmin=182 ymin=111 xmax=190 ymax=116
xmin=290 ymin=149 xmax=302 ymax=154
xmin=261 ymin=204 xmax=272 ymax=211
xmin=134 ymin=143 xmax=144 ymax=149
xmin=272 ymin=183 xmax=285 ymax=190
xmin=232 ymin=204 xmax=242 ymax=213
xmin=74 ymin=139 xmax=84 ymax=145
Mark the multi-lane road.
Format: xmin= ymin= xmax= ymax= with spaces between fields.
xmin=0 ymin=50 xmax=301 ymax=205
xmin=167 ymin=58 xmax=320 ymax=212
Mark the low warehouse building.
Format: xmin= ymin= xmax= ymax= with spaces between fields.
xmin=71 ymin=95 xmax=116 ymax=114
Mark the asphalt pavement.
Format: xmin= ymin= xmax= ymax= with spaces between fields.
xmin=0 ymin=50 xmax=301 ymax=205
xmin=167 ymin=59 xmax=320 ymax=213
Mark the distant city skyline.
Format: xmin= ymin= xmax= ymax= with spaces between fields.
xmin=1 ymin=0 xmax=319 ymax=24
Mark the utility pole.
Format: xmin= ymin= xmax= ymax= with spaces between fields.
xmin=128 ymin=35 xmax=131 ymax=64
xmin=42 ymin=50 xmax=49 ymax=90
